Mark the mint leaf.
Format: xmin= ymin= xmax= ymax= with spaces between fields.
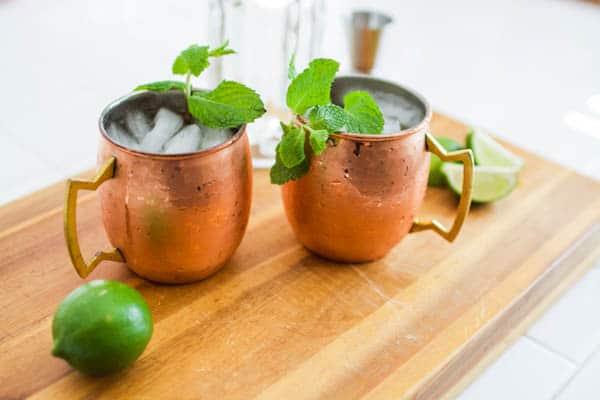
xmin=172 ymin=45 xmax=210 ymax=77
xmin=288 ymin=53 xmax=297 ymax=80
xmin=134 ymin=80 xmax=186 ymax=92
xmin=208 ymin=40 xmax=236 ymax=57
xmin=270 ymin=147 xmax=310 ymax=185
xmin=278 ymin=122 xmax=306 ymax=168
xmin=343 ymin=91 xmax=384 ymax=134
xmin=286 ymin=58 xmax=339 ymax=115
xmin=187 ymin=80 xmax=265 ymax=128
xmin=308 ymin=128 xmax=329 ymax=155
xmin=308 ymin=104 xmax=347 ymax=131
xmin=172 ymin=56 xmax=188 ymax=75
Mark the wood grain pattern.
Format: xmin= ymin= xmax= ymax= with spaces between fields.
xmin=2 ymin=113 xmax=600 ymax=400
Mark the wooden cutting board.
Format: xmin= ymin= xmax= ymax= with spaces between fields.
xmin=2 ymin=113 xmax=600 ymax=400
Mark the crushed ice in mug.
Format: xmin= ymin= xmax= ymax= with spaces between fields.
xmin=105 ymin=107 xmax=234 ymax=154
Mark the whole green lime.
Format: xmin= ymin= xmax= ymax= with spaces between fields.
xmin=428 ymin=136 xmax=463 ymax=187
xmin=52 ymin=280 xmax=153 ymax=376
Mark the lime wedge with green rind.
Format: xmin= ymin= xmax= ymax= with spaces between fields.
xmin=441 ymin=163 xmax=519 ymax=203
xmin=428 ymin=136 xmax=463 ymax=187
xmin=466 ymin=128 xmax=524 ymax=169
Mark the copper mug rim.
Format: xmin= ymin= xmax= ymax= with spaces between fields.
xmin=98 ymin=90 xmax=246 ymax=160
xmin=329 ymin=75 xmax=433 ymax=142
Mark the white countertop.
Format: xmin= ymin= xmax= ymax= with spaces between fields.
xmin=1 ymin=0 xmax=599 ymax=398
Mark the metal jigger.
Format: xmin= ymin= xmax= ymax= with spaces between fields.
xmin=349 ymin=10 xmax=393 ymax=74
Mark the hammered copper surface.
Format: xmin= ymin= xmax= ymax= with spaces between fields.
xmin=281 ymin=76 xmax=432 ymax=262
xmin=96 ymin=91 xmax=252 ymax=283
xmin=282 ymin=130 xmax=429 ymax=262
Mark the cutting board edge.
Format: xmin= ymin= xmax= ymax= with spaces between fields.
xmin=415 ymin=222 xmax=600 ymax=400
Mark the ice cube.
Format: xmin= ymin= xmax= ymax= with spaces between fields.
xmin=162 ymin=124 xmax=202 ymax=154
xmin=107 ymin=122 xmax=139 ymax=149
xmin=140 ymin=108 xmax=184 ymax=153
xmin=382 ymin=116 xmax=401 ymax=134
xmin=125 ymin=110 xmax=152 ymax=141
xmin=372 ymin=91 xmax=425 ymax=133
xmin=200 ymin=126 xmax=232 ymax=150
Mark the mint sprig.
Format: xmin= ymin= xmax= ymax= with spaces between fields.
xmin=271 ymin=57 xmax=384 ymax=185
xmin=270 ymin=147 xmax=310 ymax=185
xmin=134 ymin=80 xmax=186 ymax=92
xmin=208 ymin=41 xmax=236 ymax=57
xmin=278 ymin=122 xmax=306 ymax=168
xmin=134 ymin=42 xmax=264 ymax=130
xmin=307 ymin=126 xmax=329 ymax=155
xmin=342 ymin=91 xmax=384 ymax=134
xmin=288 ymin=53 xmax=298 ymax=81
xmin=187 ymin=81 xmax=265 ymax=129
xmin=286 ymin=58 xmax=339 ymax=115
xmin=172 ymin=45 xmax=210 ymax=77
xmin=308 ymin=104 xmax=346 ymax=132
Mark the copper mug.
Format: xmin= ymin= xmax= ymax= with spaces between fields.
xmin=281 ymin=76 xmax=474 ymax=263
xmin=64 ymin=91 xmax=252 ymax=283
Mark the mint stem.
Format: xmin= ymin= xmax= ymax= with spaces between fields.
xmin=291 ymin=118 xmax=314 ymax=137
xmin=303 ymin=124 xmax=316 ymax=133
xmin=184 ymin=72 xmax=191 ymax=97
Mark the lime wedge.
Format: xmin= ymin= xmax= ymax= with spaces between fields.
xmin=441 ymin=163 xmax=519 ymax=203
xmin=466 ymin=129 xmax=524 ymax=170
xmin=428 ymin=136 xmax=463 ymax=187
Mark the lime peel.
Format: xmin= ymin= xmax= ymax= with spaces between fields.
xmin=428 ymin=136 xmax=463 ymax=187
xmin=52 ymin=280 xmax=153 ymax=376
xmin=467 ymin=128 xmax=524 ymax=169
xmin=442 ymin=163 xmax=519 ymax=203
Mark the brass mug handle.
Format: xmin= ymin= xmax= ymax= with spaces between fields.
xmin=410 ymin=133 xmax=474 ymax=241
xmin=64 ymin=156 xmax=124 ymax=278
